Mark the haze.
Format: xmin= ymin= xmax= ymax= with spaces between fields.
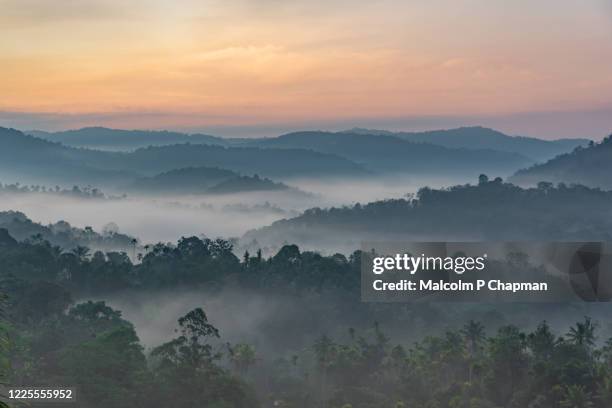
xmin=0 ymin=175 xmax=457 ymax=245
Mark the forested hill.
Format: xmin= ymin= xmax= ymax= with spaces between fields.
xmin=244 ymin=178 xmax=612 ymax=250
xmin=32 ymin=126 xmax=588 ymax=165
xmin=510 ymin=135 xmax=612 ymax=189
xmin=30 ymin=127 xmax=226 ymax=151
xmin=3 ymin=223 xmax=612 ymax=408
xmin=243 ymin=131 xmax=533 ymax=176
xmin=0 ymin=210 xmax=135 ymax=252
xmin=130 ymin=166 xmax=293 ymax=195
xmin=346 ymin=126 xmax=588 ymax=162
xmin=105 ymin=143 xmax=366 ymax=178
xmin=0 ymin=127 xmax=130 ymax=184
xmin=0 ymin=127 xmax=367 ymax=185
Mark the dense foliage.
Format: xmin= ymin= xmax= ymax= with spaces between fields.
xmin=246 ymin=178 xmax=612 ymax=250
xmin=131 ymin=166 xmax=291 ymax=195
xmin=1 ymin=229 xmax=612 ymax=407
xmin=0 ymin=211 xmax=135 ymax=253
xmin=512 ymin=134 xmax=612 ymax=189
xmin=0 ymin=183 xmax=118 ymax=200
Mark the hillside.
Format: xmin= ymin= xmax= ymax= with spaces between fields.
xmin=130 ymin=167 xmax=292 ymax=195
xmin=244 ymin=130 xmax=533 ymax=176
xmin=0 ymin=210 xmax=135 ymax=252
xmin=29 ymin=127 xmax=226 ymax=151
xmin=346 ymin=126 xmax=588 ymax=162
xmin=206 ymin=175 xmax=289 ymax=194
xmin=104 ymin=143 xmax=367 ymax=179
xmin=510 ymin=135 xmax=612 ymax=188
xmin=28 ymin=126 xmax=587 ymax=177
xmin=0 ymin=127 xmax=367 ymax=185
xmin=0 ymin=127 xmax=132 ymax=185
xmin=243 ymin=178 xmax=612 ymax=251
xmin=18 ymin=126 xmax=589 ymax=182
xmin=33 ymin=126 xmax=587 ymax=164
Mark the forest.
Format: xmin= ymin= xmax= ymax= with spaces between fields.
xmin=2 ymin=227 xmax=612 ymax=407
xmin=512 ymin=135 xmax=612 ymax=189
xmin=245 ymin=176 xmax=612 ymax=252
xmin=1 ymin=127 xmax=611 ymax=407
xmin=3 ymin=0 xmax=612 ymax=405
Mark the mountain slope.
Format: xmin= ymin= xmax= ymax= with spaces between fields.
xmin=130 ymin=167 xmax=292 ymax=195
xmin=243 ymin=179 xmax=612 ymax=251
xmin=0 ymin=210 xmax=135 ymax=252
xmin=103 ymin=143 xmax=367 ymax=178
xmin=244 ymin=131 xmax=533 ymax=176
xmin=29 ymin=127 xmax=227 ymax=151
xmin=346 ymin=126 xmax=588 ymax=161
xmin=0 ymin=127 xmax=132 ymax=184
xmin=0 ymin=127 xmax=367 ymax=186
xmin=510 ymin=135 xmax=612 ymax=188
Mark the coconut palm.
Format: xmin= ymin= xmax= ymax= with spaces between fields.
xmin=227 ymin=343 xmax=257 ymax=377
xmin=461 ymin=320 xmax=485 ymax=383
xmin=560 ymin=385 xmax=594 ymax=408
xmin=0 ymin=293 xmax=9 ymax=408
xmin=567 ymin=317 xmax=597 ymax=348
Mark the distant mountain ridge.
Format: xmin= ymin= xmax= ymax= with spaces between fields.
xmin=0 ymin=127 xmax=132 ymax=185
xmin=29 ymin=127 xmax=226 ymax=151
xmin=0 ymin=127 xmax=366 ymax=185
xmin=31 ymin=126 xmax=588 ymax=165
xmin=344 ymin=126 xmax=588 ymax=162
xmin=510 ymin=135 xmax=612 ymax=189
xmin=242 ymin=130 xmax=533 ymax=176
xmin=6 ymin=125 xmax=593 ymax=188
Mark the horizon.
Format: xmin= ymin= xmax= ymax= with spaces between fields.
xmin=12 ymin=122 xmax=606 ymax=141
xmin=1 ymin=0 xmax=611 ymax=139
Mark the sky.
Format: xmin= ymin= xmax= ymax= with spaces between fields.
xmin=1 ymin=0 xmax=611 ymax=138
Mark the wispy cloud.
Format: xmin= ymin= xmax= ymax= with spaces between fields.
xmin=0 ymin=0 xmax=611 ymax=132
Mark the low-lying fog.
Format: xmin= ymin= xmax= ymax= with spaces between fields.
xmin=101 ymin=288 xmax=612 ymax=354
xmin=0 ymin=175 xmax=465 ymax=245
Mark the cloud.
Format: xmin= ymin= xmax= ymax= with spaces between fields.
xmin=0 ymin=0 xmax=132 ymax=26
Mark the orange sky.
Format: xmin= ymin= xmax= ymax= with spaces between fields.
xmin=1 ymin=0 xmax=611 ymax=137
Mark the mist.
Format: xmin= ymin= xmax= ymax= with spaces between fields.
xmin=0 ymin=174 xmax=468 ymax=246
xmin=99 ymin=287 xmax=612 ymax=356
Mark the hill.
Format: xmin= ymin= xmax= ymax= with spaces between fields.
xmin=0 ymin=127 xmax=132 ymax=185
xmin=207 ymin=174 xmax=290 ymax=194
xmin=103 ymin=143 xmax=367 ymax=179
xmin=29 ymin=127 xmax=227 ymax=151
xmin=0 ymin=210 xmax=135 ymax=252
xmin=20 ymin=126 xmax=587 ymax=181
xmin=244 ymin=130 xmax=533 ymax=176
xmin=0 ymin=127 xmax=367 ymax=185
xmin=243 ymin=178 xmax=612 ymax=251
xmin=510 ymin=135 xmax=612 ymax=188
xmin=130 ymin=167 xmax=292 ymax=195
xmin=33 ymin=126 xmax=586 ymax=164
xmin=346 ymin=126 xmax=588 ymax=162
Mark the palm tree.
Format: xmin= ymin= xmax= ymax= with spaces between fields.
xmin=227 ymin=343 xmax=257 ymax=378
xmin=596 ymin=377 xmax=612 ymax=405
xmin=560 ymin=385 xmax=594 ymax=408
xmin=0 ymin=292 xmax=10 ymax=408
xmin=567 ymin=317 xmax=597 ymax=348
xmin=313 ymin=335 xmax=336 ymax=408
xmin=131 ymin=238 xmax=138 ymax=261
xmin=71 ymin=245 xmax=90 ymax=262
xmin=461 ymin=320 xmax=485 ymax=383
